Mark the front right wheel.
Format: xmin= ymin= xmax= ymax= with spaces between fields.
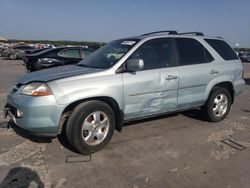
xmin=203 ymin=86 xmax=232 ymax=122
xmin=65 ymin=100 xmax=115 ymax=155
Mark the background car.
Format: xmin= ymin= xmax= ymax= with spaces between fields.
xmin=1 ymin=45 xmax=36 ymax=60
xmin=239 ymin=53 xmax=250 ymax=62
xmin=0 ymin=44 xmax=8 ymax=57
xmin=23 ymin=46 xmax=93 ymax=71
xmin=24 ymin=47 xmax=51 ymax=55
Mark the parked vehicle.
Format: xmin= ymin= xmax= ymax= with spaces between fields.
xmin=5 ymin=31 xmax=245 ymax=154
xmin=23 ymin=47 xmax=93 ymax=72
xmin=1 ymin=45 xmax=36 ymax=60
xmin=239 ymin=53 xmax=250 ymax=62
xmin=0 ymin=44 xmax=8 ymax=57
xmin=24 ymin=47 xmax=50 ymax=55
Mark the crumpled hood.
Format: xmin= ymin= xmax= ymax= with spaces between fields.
xmin=18 ymin=65 xmax=103 ymax=84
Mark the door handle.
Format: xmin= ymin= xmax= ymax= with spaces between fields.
xmin=210 ymin=70 xmax=219 ymax=75
xmin=166 ymin=75 xmax=178 ymax=80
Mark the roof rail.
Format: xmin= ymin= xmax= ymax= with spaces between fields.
xmin=179 ymin=32 xmax=204 ymax=36
xmin=141 ymin=30 xmax=178 ymax=36
xmin=215 ymin=36 xmax=223 ymax=39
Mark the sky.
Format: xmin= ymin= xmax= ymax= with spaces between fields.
xmin=0 ymin=0 xmax=249 ymax=47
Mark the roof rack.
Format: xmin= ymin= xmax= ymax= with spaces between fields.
xmin=179 ymin=32 xmax=204 ymax=36
xmin=215 ymin=36 xmax=223 ymax=39
xmin=141 ymin=30 xmax=178 ymax=36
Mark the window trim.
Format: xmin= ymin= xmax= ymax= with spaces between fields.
xmin=174 ymin=37 xmax=214 ymax=66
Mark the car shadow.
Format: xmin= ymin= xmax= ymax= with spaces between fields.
xmin=57 ymin=133 xmax=81 ymax=154
xmin=242 ymin=109 xmax=250 ymax=113
xmin=0 ymin=167 xmax=44 ymax=188
xmin=180 ymin=109 xmax=206 ymax=121
xmin=123 ymin=113 xmax=179 ymax=127
xmin=5 ymin=119 xmax=81 ymax=154
xmin=8 ymin=120 xmax=52 ymax=144
xmin=1 ymin=57 xmax=10 ymax=60
xmin=123 ymin=109 xmax=207 ymax=127
xmin=244 ymin=78 xmax=250 ymax=85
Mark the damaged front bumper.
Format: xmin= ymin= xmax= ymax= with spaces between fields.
xmin=4 ymin=92 xmax=65 ymax=137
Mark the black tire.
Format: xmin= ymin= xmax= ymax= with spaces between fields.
xmin=65 ymin=100 xmax=115 ymax=155
xmin=203 ymin=86 xmax=232 ymax=122
xmin=9 ymin=53 xmax=17 ymax=60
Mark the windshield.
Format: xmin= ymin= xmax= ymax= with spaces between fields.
xmin=77 ymin=39 xmax=139 ymax=69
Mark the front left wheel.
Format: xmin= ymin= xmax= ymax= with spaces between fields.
xmin=65 ymin=100 xmax=115 ymax=155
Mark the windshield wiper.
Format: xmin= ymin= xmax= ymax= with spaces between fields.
xmin=76 ymin=64 xmax=106 ymax=69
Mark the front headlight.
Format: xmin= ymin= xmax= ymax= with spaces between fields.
xmin=20 ymin=82 xmax=52 ymax=96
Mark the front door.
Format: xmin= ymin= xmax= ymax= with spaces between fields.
xmin=122 ymin=38 xmax=178 ymax=120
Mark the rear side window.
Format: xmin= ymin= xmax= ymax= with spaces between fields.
xmin=176 ymin=38 xmax=213 ymax=66
xmin=83 ymin=50 xmax=93 ymax=57
xmin=58 ymin=49 xmax=81 ymax=58
xmin=205 ymin=39 xmax=238 ymax=60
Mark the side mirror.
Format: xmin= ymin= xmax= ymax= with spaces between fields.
xmin=126 ymin=59 xmax=144 ymax=72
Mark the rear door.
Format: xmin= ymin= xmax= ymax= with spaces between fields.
xmin=122 ymin=38 xmax=178 ymax=120
xmin=175 ymin=38 xmax=215 ymax=109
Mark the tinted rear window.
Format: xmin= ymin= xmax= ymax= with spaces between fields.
xmin=205 ymin=39 xmax=238 ymax=60
xmin=176 ymin=38 xmax=214 ymax=65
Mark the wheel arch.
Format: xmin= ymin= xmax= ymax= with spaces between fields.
xmin=207 ymin=81 xmax=234 ymax=104
xmin=58 ymin=96 xmax=124 ymax=134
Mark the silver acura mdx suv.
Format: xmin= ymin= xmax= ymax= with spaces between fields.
xmin=5 ymin=31 xmax=245 ymax=154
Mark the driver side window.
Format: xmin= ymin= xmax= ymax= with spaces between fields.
xmin=127 ymin=38 xmax=173 ymax=71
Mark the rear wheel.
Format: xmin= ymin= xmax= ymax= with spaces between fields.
xmin=203 ymin=86 xmax=232 ymax=122
xmin=66 ymin=101 xmax=115 ymax=155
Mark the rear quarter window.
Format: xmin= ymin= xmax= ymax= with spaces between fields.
xmin=83 ymin=50 xmax=93 ymax=57
xmin=58 ymin=49 xmax=81 ymax=58
xmin=204 ymin=39 xmax=238 ymax=60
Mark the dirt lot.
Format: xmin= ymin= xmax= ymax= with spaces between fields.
xmin=0 ymin=58 xmax=250 ymax=188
